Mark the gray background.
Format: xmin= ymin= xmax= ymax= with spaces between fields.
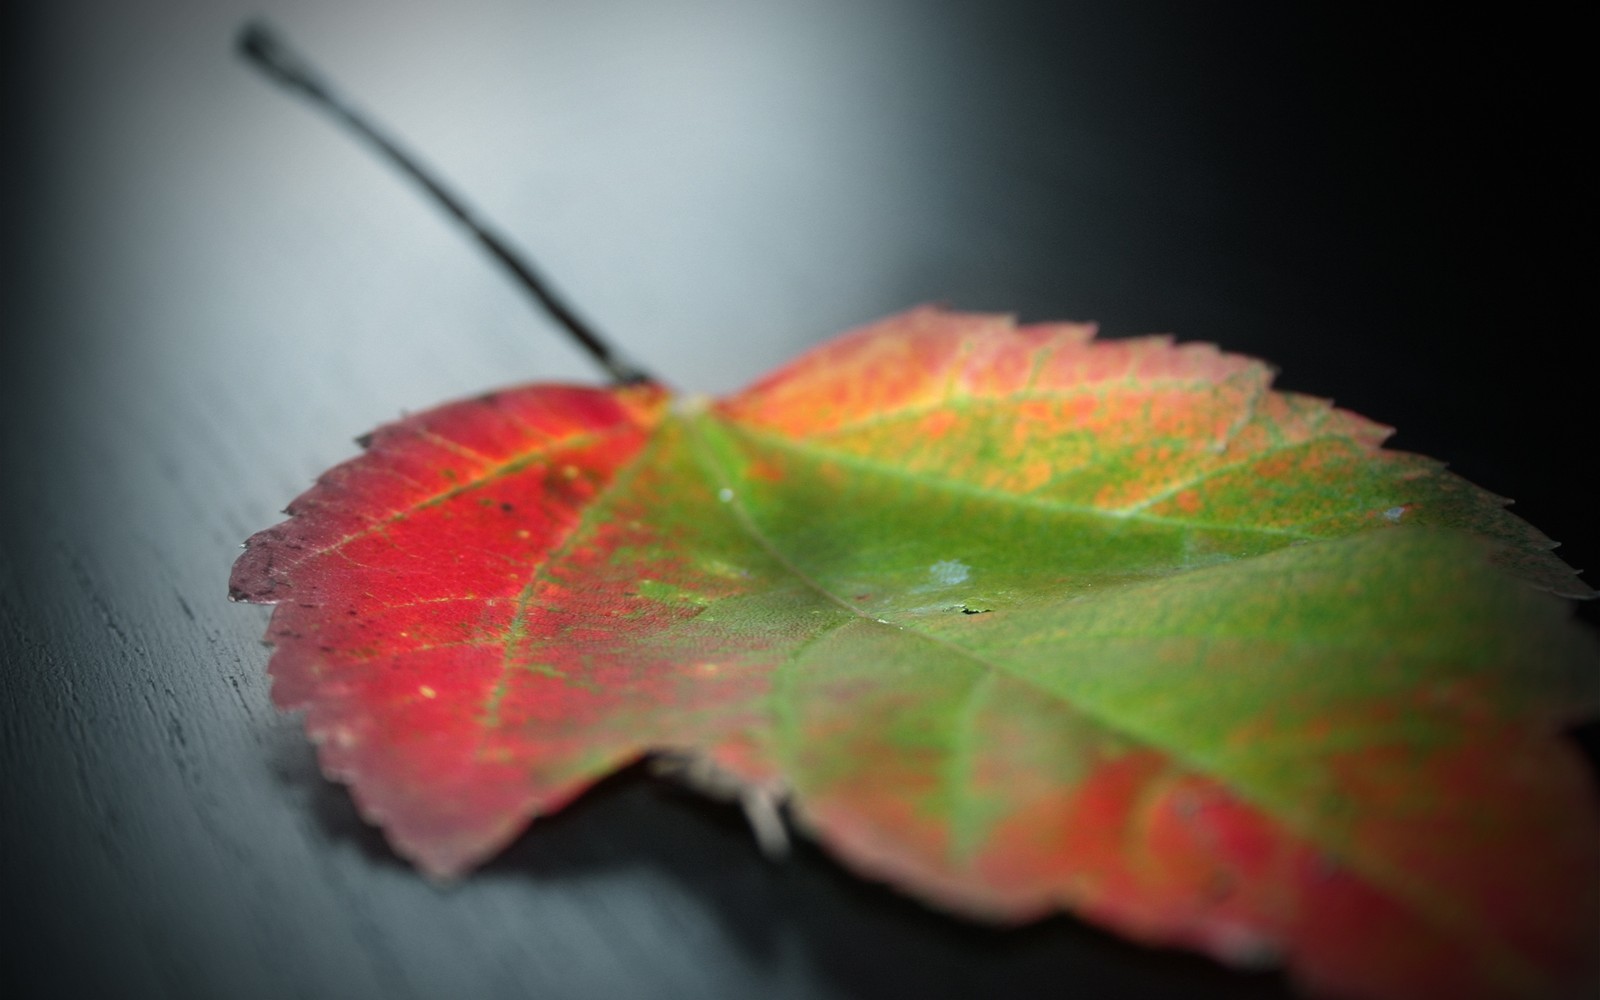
xmin=4 ymin=3 xmax=1593 ymax=999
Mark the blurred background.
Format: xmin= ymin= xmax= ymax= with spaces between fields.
xmin=3 ymin=3 xmax=1592 ymax=999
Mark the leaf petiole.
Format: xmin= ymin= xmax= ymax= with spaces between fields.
xmin=237 ymin=20 xmax=654 ymax=386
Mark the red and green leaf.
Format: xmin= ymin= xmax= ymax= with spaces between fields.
xmin=232 ymin=308 xmax=1599 ymax=999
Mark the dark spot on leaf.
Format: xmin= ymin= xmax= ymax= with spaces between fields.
xmin=1172 ymin=790 xmax=1201 ymax=818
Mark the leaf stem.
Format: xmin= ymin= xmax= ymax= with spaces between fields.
xmin=237 ymin=20 xmax=653 ymax=386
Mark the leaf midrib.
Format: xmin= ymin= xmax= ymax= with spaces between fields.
xmin=681 ymin=412 xmax=1009 ymax=855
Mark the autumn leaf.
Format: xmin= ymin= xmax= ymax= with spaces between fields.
xmin=231 ymin=308 xmax=1598 ymax=1000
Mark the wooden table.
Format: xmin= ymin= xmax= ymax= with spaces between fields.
xmin=5 ymin=4 xmax=1592 ymax=998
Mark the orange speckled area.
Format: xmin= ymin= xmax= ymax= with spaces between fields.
xmin=719 ymin=309 xmax=1584 ymax=595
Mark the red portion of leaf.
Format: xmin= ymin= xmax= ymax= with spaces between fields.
xmin=791 ymin=680 xmax=1598 ymax=1000
xmin=233 ymin=384 xmax=676 ymax=870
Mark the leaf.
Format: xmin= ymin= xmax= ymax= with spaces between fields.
xmin=231 ymin=308 xmax=1598 ymax=1000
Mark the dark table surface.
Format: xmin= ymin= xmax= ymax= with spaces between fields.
xmin=4 ymin=4 xmax=1594 ymax=999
